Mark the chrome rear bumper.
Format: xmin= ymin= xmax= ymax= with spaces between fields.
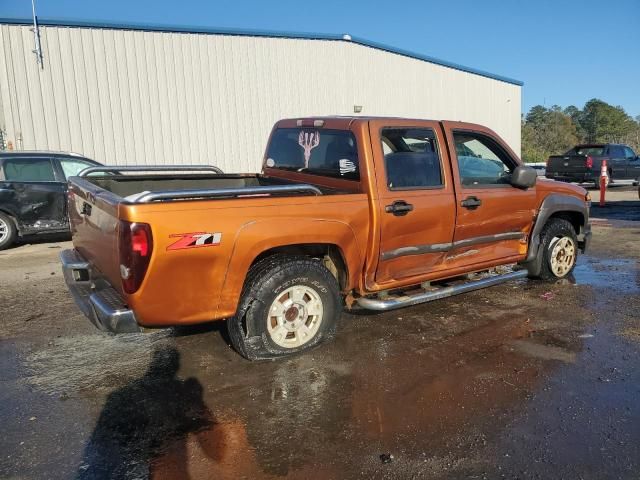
xmin=60 ymin=249 xmax=141 ymax=333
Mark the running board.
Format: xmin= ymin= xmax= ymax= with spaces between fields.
xmin=356 ymin=269 xmax=528 ymax=311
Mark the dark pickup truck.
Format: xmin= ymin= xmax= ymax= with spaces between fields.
xmin=0 ymin=151 xmax=101 ymax=249
xmin=545 ymin=144 xmax=640 ymax=188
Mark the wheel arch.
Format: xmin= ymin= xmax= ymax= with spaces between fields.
xmin=216 ymin=219 xmax=362 ymax=319
xmin=0 ymin=207 xmax=20 ymax=234
xmin=521 ymin=194 xmax=588 ymax=276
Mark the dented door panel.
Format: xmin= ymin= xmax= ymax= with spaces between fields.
xmin=0 ymin=157 xmax=68 ymax=235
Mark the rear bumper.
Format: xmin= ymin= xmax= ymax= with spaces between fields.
xmin=60 ymin=249 xmax=141 ymax=333
xmin=545 ymin=171 xmax=596 ymax=183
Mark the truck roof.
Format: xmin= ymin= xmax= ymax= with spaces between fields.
xmin=278 ymin=116 xmax=488 ymax=129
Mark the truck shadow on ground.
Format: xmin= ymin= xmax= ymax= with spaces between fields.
xmin=76 ymin=346 xmax=216 ymax=480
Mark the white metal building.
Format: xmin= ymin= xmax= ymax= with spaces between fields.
xmin=0 ymin=18 xmax=522 ymax=171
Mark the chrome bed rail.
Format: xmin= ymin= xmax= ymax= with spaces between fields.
xmin=130 ymin=184 xmax=323 ymax=203
xmin=78 ymin=165 xmax=224 ymax=176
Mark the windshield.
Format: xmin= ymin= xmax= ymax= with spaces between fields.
xmin=265 ymin=128 xmax=359 ymax=181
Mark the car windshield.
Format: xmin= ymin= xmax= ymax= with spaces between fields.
xmin=265 ymin=128 xmax=359 ymax=181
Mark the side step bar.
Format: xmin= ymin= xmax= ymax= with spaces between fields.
xmin=356 ymin=269 xmax=528 ymax=311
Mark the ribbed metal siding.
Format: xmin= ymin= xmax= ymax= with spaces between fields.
xmin=0 ymin=24 xmax=521 ymax=170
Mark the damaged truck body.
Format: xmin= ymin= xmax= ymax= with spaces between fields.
xmin=60 ymin=117 xmax=591 ymax=359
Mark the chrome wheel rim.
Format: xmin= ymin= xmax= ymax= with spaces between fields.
xmin=550 ymin=236 xmax=576 ymax=277
xmin=267 ymin=285 xmax=324 ymax=348
xmin=0 ymin=218 xmax=8 ymax=244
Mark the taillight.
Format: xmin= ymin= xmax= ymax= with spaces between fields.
xmin=585 ymin=156 xmax=593 ymax=168
xmin=119 ymin=221 xmax=153 ymax=294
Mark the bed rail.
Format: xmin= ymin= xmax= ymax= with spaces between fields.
xmin=129 ymin=184 xmax=323 ymax=203
xmin=78 ymin=165 xmax=224 ymax=176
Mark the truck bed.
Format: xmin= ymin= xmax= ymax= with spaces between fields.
xmin=87 ymin=173 xmax=340 ymax=200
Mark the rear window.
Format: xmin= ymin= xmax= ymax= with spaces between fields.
xmin=568 ymin=146 xmax=605 ymax=156
xmin=3 ymin=158 xmax=56 ymax=182
xmin=265 ymin=128 xmax=359 ymax=181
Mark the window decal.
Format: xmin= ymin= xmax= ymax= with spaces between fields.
xmin=298 ymin=131 xmax=320 ymax=168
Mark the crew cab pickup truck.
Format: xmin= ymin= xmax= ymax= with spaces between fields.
xmin=61 ymin=117 xmax=591 ymax=360
xmin=545 ymin=143 xmax=640 ymax=188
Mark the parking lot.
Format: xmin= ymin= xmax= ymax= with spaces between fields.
xmin=1 ymin=187 xmax=639 ymax=479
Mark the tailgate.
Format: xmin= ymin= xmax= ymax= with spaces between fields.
xmin=67 ymin=178 xmax=122 ymax=291
xmin=546 ymin=155 xmax=589 ymax=174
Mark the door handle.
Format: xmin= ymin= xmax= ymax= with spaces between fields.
xmin=461 ymin=196 xmax=482 ymax=210
xmin=385 ymin=200 xmax=414 ymax=216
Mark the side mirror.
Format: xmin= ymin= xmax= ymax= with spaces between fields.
xmin=510 ymin=165 xmax=537 ymax=189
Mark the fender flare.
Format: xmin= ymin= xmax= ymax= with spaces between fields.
xmin=216 ymin=218 xmax=363 ymax=318
xmin=522 ymin=194 xmax=589 ymax=276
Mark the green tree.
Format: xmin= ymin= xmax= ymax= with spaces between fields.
xmin=522 ymin=105 xmax=578 ymax=163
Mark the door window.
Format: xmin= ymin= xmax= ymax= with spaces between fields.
xmin=381 ymin=128 xmax=443 ymax=189
xmin=609 ymin=146 xmax=624 ymax=158
xmin=3 ymin=158 xmax=56 ymax=182
xmin=453 ymin=132 xmax=515 ymax=186
xmin=623 ymin=147 xmax=636 ymax=159
xmin=59 ymin=159 xmax=94 ymax=178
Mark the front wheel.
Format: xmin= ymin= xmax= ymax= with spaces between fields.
xmin=227 ymin=255 xmax=342 ymax=360
xmin=0 ymin=212 xmax=17 ymax=250
xmin=536 ymin=218 xmax=578 ymax=281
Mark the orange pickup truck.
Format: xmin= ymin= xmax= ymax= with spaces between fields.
xmin=61 ymin=117 xmax=591 ymax=359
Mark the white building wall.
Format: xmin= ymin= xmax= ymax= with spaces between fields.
xmin=0 ymin=23 xmax=521 ymax=171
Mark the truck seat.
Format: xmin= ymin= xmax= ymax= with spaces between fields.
xmin=384 ymin=152 xmax=441 ymax=189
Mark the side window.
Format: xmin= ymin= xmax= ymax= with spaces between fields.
xmin=623 ymin=147 xmax=636 ymax=159
xmin=609 ymin=146 xmax=624 ymax=158
xmin=3 ymin=158 xmax=56 ymax=182
xmin=59 ymin=159 xmax=94 ymax=178
xmin=453 ymin=132 xmax=515 ymax=187
xmin=381 ymin=127 xmax=443 ymax=189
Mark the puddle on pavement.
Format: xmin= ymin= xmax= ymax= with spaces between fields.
xmin=572 ymin=258 xmax=639 ymax=290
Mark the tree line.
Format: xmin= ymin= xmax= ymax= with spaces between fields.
xmin=521 ymin=99 xmax=640 ymax=163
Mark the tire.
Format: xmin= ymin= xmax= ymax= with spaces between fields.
xmin=227 ymin=255 xmax=342 ymax=360
xmin=0 ymin=212 xmax=17 ymax=251
xmin=536 ymin=218 xmax=578 ymax=281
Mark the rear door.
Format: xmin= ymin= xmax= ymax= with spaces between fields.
xmin=623 ymin=146 xmax=640 ymax=180
xmin=370 ymin=119 xmax=456 ymax=285
xmin=607 ymin=145 xmax=629 ymax=179
xmin=443 ymin=124 xmax=537 ymax=266
xmin=0 ymin=156 xmax=67 ymax=233
xmin=54 ymin=157 xmax=99 ymax=219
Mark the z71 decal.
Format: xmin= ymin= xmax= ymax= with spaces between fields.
xmin=167 ymin=232 xmax=222 ymax=251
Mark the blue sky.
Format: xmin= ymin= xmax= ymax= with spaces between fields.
xmin=3 ymin=0 xmax=639 ymax=117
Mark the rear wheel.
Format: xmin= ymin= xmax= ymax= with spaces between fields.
xmin=227 ymin=255 xmax=342 ymax=360
xmin=536 ymin=218 xmax=578 ymax=281
xmin=0 ymin=212 xmax=17 ymax=250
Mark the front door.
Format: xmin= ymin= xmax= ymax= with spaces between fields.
xmin=371 ymin=120 xmax=456 ymax=285
xmin=623 ymin=146 xmax=640 ymax=180
xmin=444 ymin=125 xmax=537 ymax=267
xmin=0 ymin=157 xmax=67 ymax=234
